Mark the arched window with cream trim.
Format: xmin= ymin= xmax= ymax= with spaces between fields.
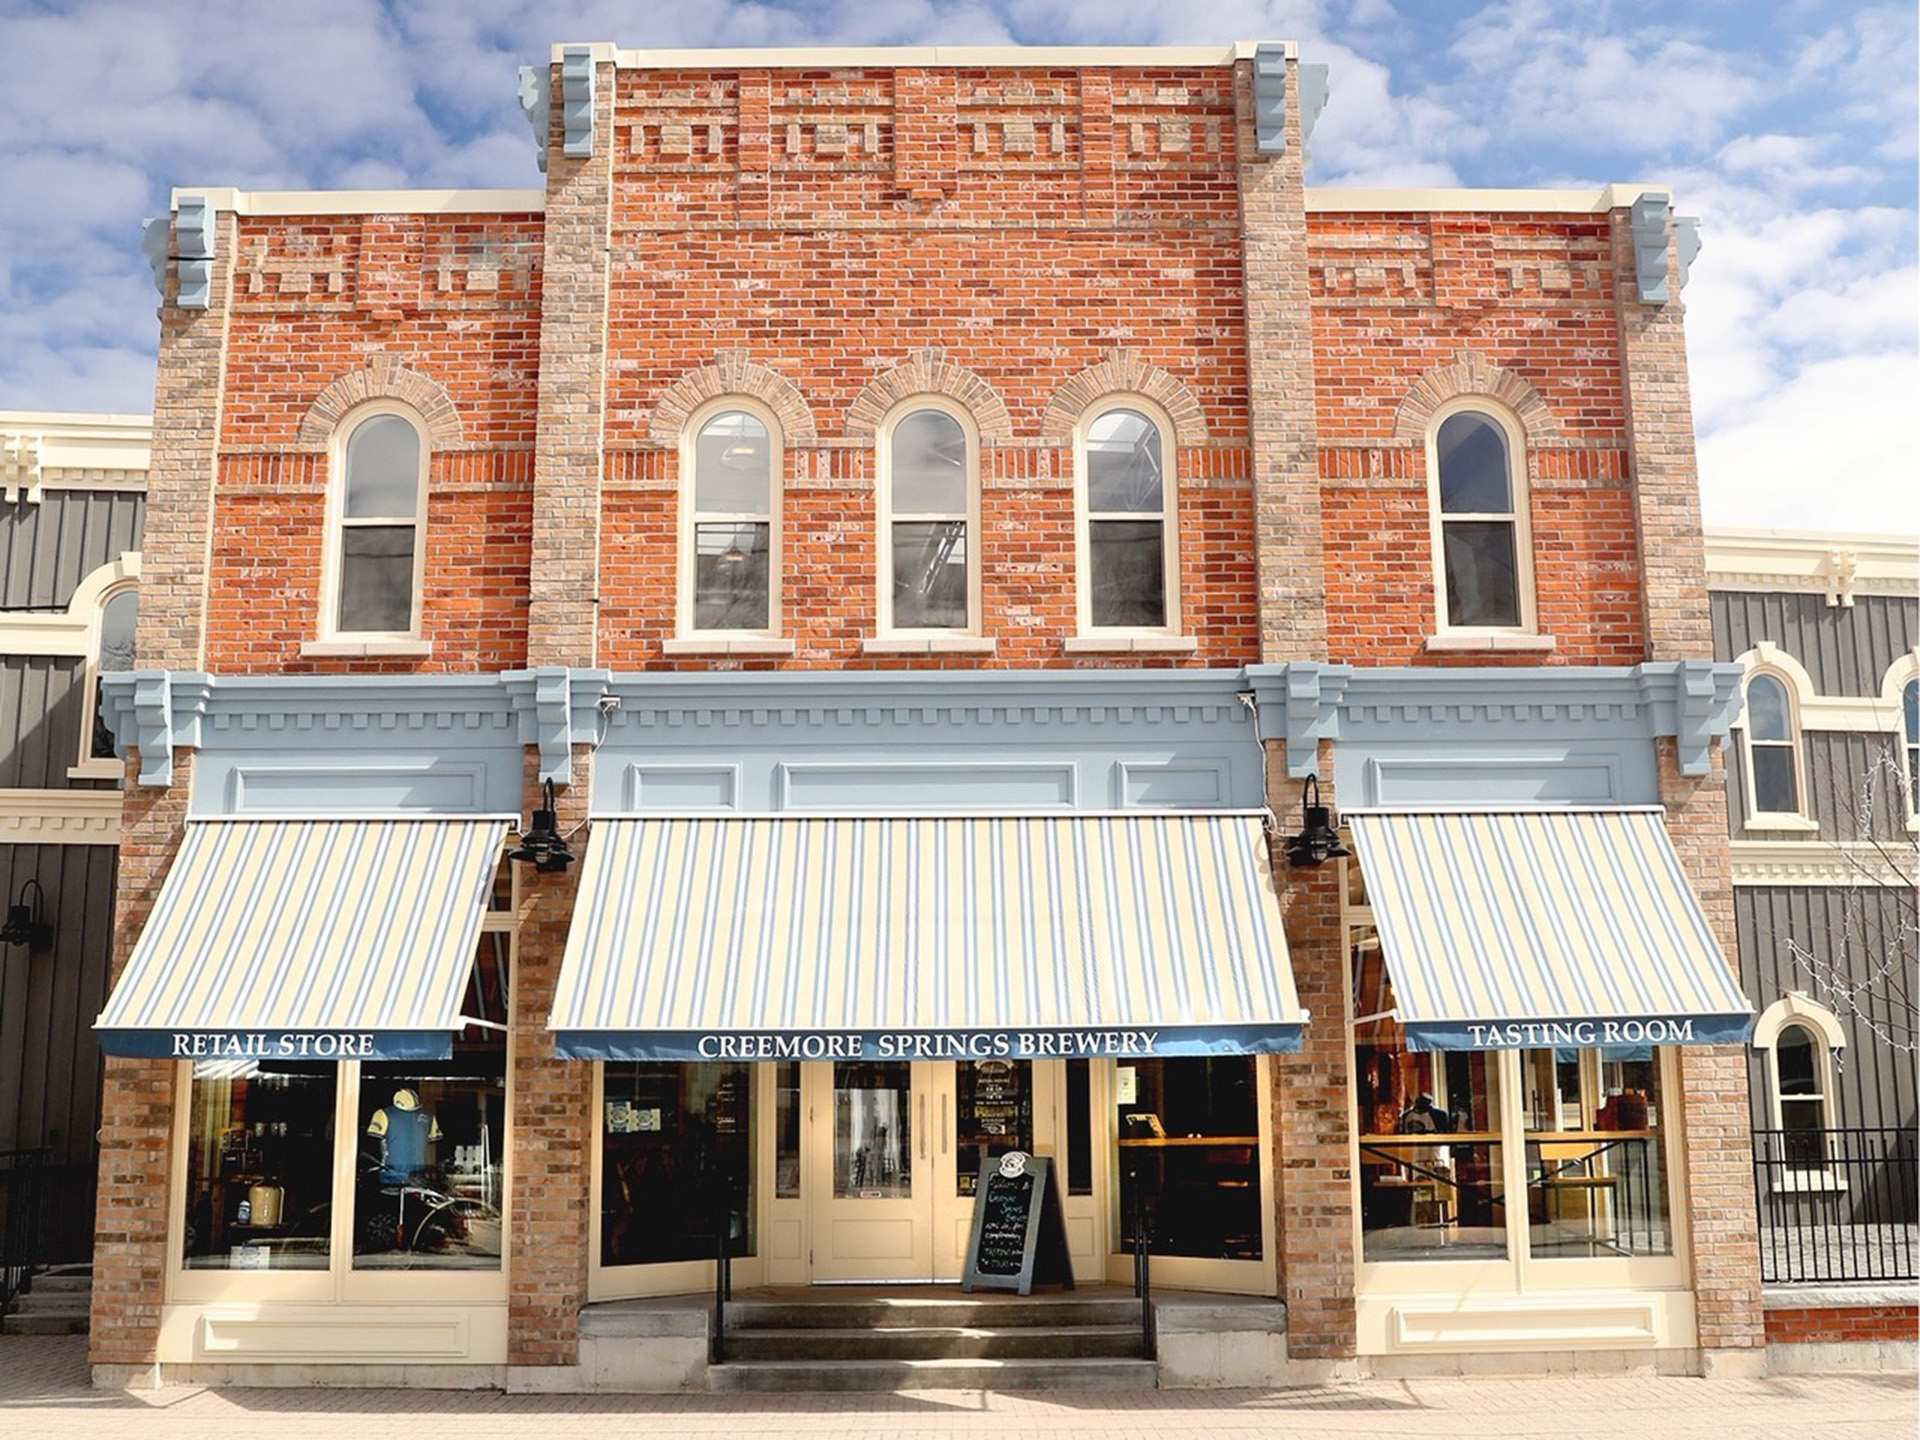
xmin=1077 ymin=399 xmax=1178 ymax=634
xmin=84 ymin=585 xmax=137 ymax=764
xmin=1425 ymin=401 xmax=1536 ymax=634
xmin=1740 ymin=671 xmax=1808 ymax=824
xmin=1753 ymin=994 xmax=1846 ymax=1186
xmin=327 ymin=406 xmax=427 ymax=638
xmin=878 ymin=400 xmax=978 ymax=634
xmin=1903 ymin=679 xmax=1918 ymax=820
xmin=682 ymin=400 xmax=780 ymax=637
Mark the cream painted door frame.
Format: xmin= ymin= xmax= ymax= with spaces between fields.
xmin=806 ymin=1059 xmax=937 ymax=1282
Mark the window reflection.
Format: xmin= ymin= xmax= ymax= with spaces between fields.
xmin=955 ymin=1060 xmax=1033 ymax=1196
xmin=1117 ymin=1057 xmax=1261 ymax=1261
xmin=182 ymin=1063 xmax=337 ymax=1271
xmin=833 ymin=1061 xmax=911 ymax=1199
xmin=602 ymin=1061 xmax=753 ymax=1265
xmin=1522 ymin=1047 xmax=1672 ymax=1258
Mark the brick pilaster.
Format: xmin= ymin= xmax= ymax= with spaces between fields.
xmin=505 ymin=745 xmax=594 ymax=1370
xmin=139 ymin=208 xmax=236 ymax=670
xmin=1268 ymin=739 xmax=1357 ymax=1359
xmin=1657 ymin=738 xmax=1766 ymax=1356
xmin=527 ymin=58 xmax=614 ymax=668
xmin=1234 ymin=57 xmax=1325 ymax=663
xmin=88 ymin=751 xmax=194 ymax=1370
xmin=1611 ymin=209 xmax=1712 ymax=661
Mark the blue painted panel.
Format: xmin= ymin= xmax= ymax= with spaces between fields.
xmin=1334 ymin=740 xmax=1658 ymax=807
xmin=1116 ymin=758 xmax=1230 ymax=809
xmin=219 ymin=760 xmax=493 ymax=815
xmin=778 ymin=761 xmax=1077 ymax=812
xmin=622 ymin=763 xmax=739 ymax=812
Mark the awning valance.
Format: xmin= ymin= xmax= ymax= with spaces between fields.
xmin=1347 ymin=807 xmax=1753 ymax=1052
xmin=97 ymin=817 xmax=509 ymax=1061
xmin=550 ymin=813 xmax=1306 ymax=1060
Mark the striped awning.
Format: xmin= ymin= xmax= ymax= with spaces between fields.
xmin=1347 ymin=807 xmax=1753 ymax=1051
xmin=97 ymin=817 xmax=509 ymax=1061
xmin=550 ymin=813 xmax=1305 ymax=1060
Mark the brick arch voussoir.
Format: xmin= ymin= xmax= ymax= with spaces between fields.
xmin=1392 ymin=350 xmax=1564 ymax=445
xmin=295 ymin=359 xmax=465 ymax=450
xmin=843 ymin=348 xmax=1015 ymax=442
xmin=646 ymin=353 xmax=818 ymax=446
xmin=1038 ymin=350 xmax=1209 ymax=446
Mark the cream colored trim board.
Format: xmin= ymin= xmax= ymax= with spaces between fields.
xmin=1706 ymin=528 xmax=1918 ymax=603
xmin=1734 ymin=643 xmax=1906 ymax=732
xmin=1730 ymin=839 xmax=1918 ymax=887
xmin=0 ymin=789 xmax=123 ymax=845
xmin=0 ymin=552 xmax=141 ymax=656
xmin=170 ymin=188 xmax=546 ymax=217
xmin=1308 ymin=184 xmax=1670 ymax=215
xmin=579 ymin=40 xmax=1288 ymax=68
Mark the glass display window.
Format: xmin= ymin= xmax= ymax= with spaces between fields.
xmin=1521 ymin=1046 xmax=1672 ymax=1259
xmin=954 ymin=1059 xmax=1034 ymax=1196
xmin=181 ymin=1063 xmax=338 ymax=1272
xmin=600 ymin=1061 xmax=754 ymax=1266
xmin=1116 ymin=1057 xmax=1262 ymax=1261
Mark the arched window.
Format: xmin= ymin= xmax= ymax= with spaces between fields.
xmin=1079 ymin=403 xmax=1176 ymax=633
xmin=87 ymin=587 xmax=137 ymax=761
xmin=683 ymin=404 xmax=778 ymax=635
xmin=1742 ymin=672 xmax=1804 ymax=820
xmin=1903 ymin=679 xmax=1918 ymax=812
xmin=880 ymin=402 xmax=977 ymax=633
xmin=330 ymin=409 xmax=426 ymax=636
xmin=1427 ymin=405 xmax=1534 ymax=633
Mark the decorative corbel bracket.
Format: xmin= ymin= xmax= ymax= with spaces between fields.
xmin=140 ymin=217 xmax=171 ymax=302
xmin=505 ymin=667 xmax=614 ymax=786
xmin=561 ymin=45 xmax=595 ymax=159
xmin=1 ymin=431 xmax=42 ymax=505
xmin=1252 ymin=43 xmax=1289 ymax=153
xmin=1633 ymin=660 xmax=1744 ymax=776
xmin=172 ymin=194 xmax=217 ymax=310
xmin=1298 ymin=63 xmax=1330 ymax=149
xmin=1243 ymin=662 xmax=1355 ymax=778
xmin=1631 ymin=192 xmax=1699 ymax=304
xmin=103 ymin=670 xmax=215 ymax=788
xmin=516 ymin=65 xmax=551 ymax=174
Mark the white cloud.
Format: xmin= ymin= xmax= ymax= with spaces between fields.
xmin=1697 ymin=351 xmax=1920 ymax=533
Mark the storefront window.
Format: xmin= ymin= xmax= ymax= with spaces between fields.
xmin=832 ymin=1060 xmax=911 ymax=1198
xmin=954 ymin=1060 xmax=1033 ymax=1195
xmin=774 ymin=1060 xmax=801 ymax=1198
xmin=1065 ymin=1058 xmax=1093 ymax=1197
xmin=1354 ymin=928 xmax=1508 ymax=1261
xmin=182 ymin=1063 xmax=337 ymax=1271
xmin=1117 ymin=1057 xmax=1261 ymax=1260
xmin=601 ymin=1061 xmax=753 ymax=1265
xmin=1522 ymin=1047 xmax=1672 ymax=1258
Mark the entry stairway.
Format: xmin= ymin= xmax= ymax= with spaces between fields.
xmin=1 ymin=1264 xmax=92 ymax=1336
xmin=709 ymin=1288 xmax=1156 ymax=1392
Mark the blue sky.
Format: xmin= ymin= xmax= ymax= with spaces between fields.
xmin=0 ymin=0 xmax=1914 ymax=531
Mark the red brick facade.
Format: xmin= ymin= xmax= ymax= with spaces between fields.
xmin=1765 ymin=1305 xmax=1919 ymax=1345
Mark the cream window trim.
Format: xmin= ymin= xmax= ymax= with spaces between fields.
xmin=1736 ymin=666 xmax=1813 ymax=831
xmin=0 ymin=787 xmax=122 ymax=844
xmin=0 ymin=550 xmax=140 ymax=658
xmin=1072 ymin=394 xmax=1182 ymax=640
xmin=875 ymin=396 xmax=983 ymax=639
xmin=1881 ymin=652 xmax=1920 ymax=830
xmin=1753 ymin=1002 xmax=1843 ymax=1187
xmin=1423 ymin=631 xmax=1557 ymax=654
xmin=677 ymin=396 xmax=785 ymax=642
xmin=320 ymin=402 xmax=430 ymax=644
xmin=1423 ymin=397 xmax=1539 ymax=640
xmin=1061 ymin=634 xmax=1199 ymax=654
xmin=300 ymin=638 xmax=436 ymax=659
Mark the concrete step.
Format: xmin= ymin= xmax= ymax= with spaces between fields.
xmin=2 ymin=1307 xmax=90 ymax=1336
xmin=708 ymin=1355 xmax=1158 ymax=1393
xmin=726 ymin=1322 xmax=1145 ymax=1362
xmin=726 ymin=1296 xmax=1140 ymax=1330
xmin=25 ymin=1273 xmax=92 ymax=1294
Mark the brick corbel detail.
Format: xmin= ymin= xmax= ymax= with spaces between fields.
xmin=1037 ymin=349 xmax=1208 ymax=446
xmin=646 ymin=352 xmax=819 ymax=446
xmin=1391 ymin=350 xmax=1564 ymax=445
xmin=844 ymin=348 xmax=1015 ymax=442
xmin=294 ymin=358 xmax=465 ymax=450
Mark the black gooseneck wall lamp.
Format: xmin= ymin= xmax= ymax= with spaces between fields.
xmin=0 ymin=878 xmax=54 ymax=951
xmin=508 ymin=778 xmax=576 ymax=873
xmin=1284 ymin=775 xmax=1350 ymax=867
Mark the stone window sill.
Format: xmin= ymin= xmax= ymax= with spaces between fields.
xmin=1772 ymin=1171 xmax=1848 ymax=1194
xmin=662 ymin=636 xmax=797 ymax=657
xmin=1745 ymin=813 xmax=1821 ymax=833
xmin=1063 ymin=634 xmax=1200 ymax=655
xmin=1424 ymin=631 xmax=1557 ymax=654
xmin=862 ymin=636 xmax=998 ymax=656
xmin=300 ymin=638 xmax=434 ymax=659
xmin=67 ymin=760 xmax=124 ymax=781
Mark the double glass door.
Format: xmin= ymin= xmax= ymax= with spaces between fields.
xmin=806 ymin=1058 xmax=1040 ymax=1282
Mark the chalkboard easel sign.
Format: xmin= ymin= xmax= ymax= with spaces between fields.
xmin=960 ymin=1151 xmax=1074 ymax=1295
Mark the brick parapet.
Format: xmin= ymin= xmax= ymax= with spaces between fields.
xmin=87 ymin=749 xmax=193 ymax=1368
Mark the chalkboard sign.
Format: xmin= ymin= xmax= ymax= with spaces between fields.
xmin=961 ymin=1151 xmax=1074 ymax=1295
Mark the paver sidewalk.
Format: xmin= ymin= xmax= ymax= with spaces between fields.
xmin=1 ymin=1338 xmax=1913 ymax=1439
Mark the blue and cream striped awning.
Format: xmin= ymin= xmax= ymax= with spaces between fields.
xmin=97 ymin=817 xmax=510 ymax=1061
xmin=550 ymin=813 xmax=1305 ymax=1061
xmin=1347 ymin=807 xmax=1753 ymax=1052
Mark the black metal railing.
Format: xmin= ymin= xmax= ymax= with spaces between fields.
xmin=1127 ymin=1184 xmax=1156 ymax=1360
xmin=1752 ymin=1127 xmax=1918 ymax=1284
xmin=1522 ymin=1136 xmax=1668 ymax=1259
xmin=1 ymin=1148 xmax=46 ymax=1311
xmin=710 ymin=1208 xmax=739 ymax=1365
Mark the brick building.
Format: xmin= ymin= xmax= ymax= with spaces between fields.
xmin=74 ymin=39 xmax=1800 ymax=1389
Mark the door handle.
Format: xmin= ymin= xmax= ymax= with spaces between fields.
xmin=918 ymin=1092 xmax=927 ymax=1162
xmin=940 ymin=1094 xmax=949 ymax=1155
